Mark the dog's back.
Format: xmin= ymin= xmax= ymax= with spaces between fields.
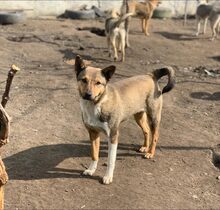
xmin=134 ymin=2 xmax=153 ymax=18
xmin=105 ymin=10 xmax=133 ymax=35
xmin=105 ymin=17 xmax=120 ymax=35
xmin=196 ymin=4 xmax=213 ymax=18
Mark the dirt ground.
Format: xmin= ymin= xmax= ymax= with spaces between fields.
xmin=0 ymin=16 xmax=219 ymax=209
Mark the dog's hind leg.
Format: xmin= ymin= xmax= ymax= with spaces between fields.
xmin=203 ymin=17 xmax=208 ymax=34
xmin=125 ymin=16 xmax=131 ymax=48
xmin=195 ymin=16 xmax=201 ymax=36
xmin=111 ymin=35 xmax=118 ymax=61
xmin=117 ymin=40 xmax=121 ymax=52
xmin=142 ymin=19 xmax=145 ymax=33
xmin=134 ymin=112 xmax=151 ymax=153
xmin=107 ymin=36 xmax=111 ymax=57
xmin=83 ymin=129 xmax=100 ymax=176
xmin=210 ymin=19 xmax=217 ymax=41
xmin=119 ymin=32 xmax=126 ymax=62
xmin=145 ymin=100 xmax=162 ymax=159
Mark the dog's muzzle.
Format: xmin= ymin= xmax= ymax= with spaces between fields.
xmin=83 ymin=92 xmax=92 ymax=101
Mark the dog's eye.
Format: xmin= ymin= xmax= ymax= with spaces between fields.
xmin=81 ymin=78 xmax=88 ymax=84
xmin=96 ymin=81 xmax=102 ymax=86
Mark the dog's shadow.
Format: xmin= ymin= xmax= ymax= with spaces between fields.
xmin=209 ymin=55 xmax=220 ymax=62
xmin=4 ymin=141 xmax=218 ymax=181
xmin=3 ymin=142 xmax=138 ymax=181
xmin=59 ymin=49 xmax=111 ymax=65
xmin=155 ymin=31 xmax=200 ymax=41
xmin=190 ymin=91 xmax=220 ymax=101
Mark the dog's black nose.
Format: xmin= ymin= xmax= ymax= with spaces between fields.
xmin=83 ymin=92 xmax=92 ymax=100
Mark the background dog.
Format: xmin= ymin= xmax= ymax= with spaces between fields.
xmin=195 ymin=0 xmax=213 ymax=36
xmin=121 ymin=0 xmax=160 ymax=47
xmin=105 ymin=9 xmax=133 ymax=62
xmin=74 ymin=55 xmax=175 ymax=184
xmin=209 ymin=7 xmax=220 ymax=40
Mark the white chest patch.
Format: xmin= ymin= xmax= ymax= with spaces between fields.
xmin=80 ymin=99 xmax=110 ymax=137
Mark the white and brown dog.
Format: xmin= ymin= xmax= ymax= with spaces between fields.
xmin=195 ymin=0 xmax=220 ymax=39
xmin=74 ymin=55 xmax=175 ymax=184
xmin=105 ymin=9 xmax=133 ymax=62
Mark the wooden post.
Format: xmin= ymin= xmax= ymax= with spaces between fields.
xmin=184 ymin=0 xmax=188 ymax=26
xmin=1 ymin=65 xmax=20 ymax=108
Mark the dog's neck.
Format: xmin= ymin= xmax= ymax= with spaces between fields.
xmin=149 ymin=0 xmax=160 ymax=9
xmin=95 ymin=87 xmax=108 ymax=106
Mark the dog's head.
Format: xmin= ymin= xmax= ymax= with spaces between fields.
xmin=75 ymin=55 xmax=116 ymax=103
xmin=106 ymin=8 xmax=120 ymax=18
xmin=157 ymin=1 xmax=162 ymax=6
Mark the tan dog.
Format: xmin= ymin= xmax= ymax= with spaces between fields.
xmin=121 ymin=0 xmax=160 ymax=47
xmin=74 ymin=55 xmax=175 ymax=184
xmin=105 ymin=9 xmax=133 ymax=62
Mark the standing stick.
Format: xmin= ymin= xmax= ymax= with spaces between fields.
xmin=1 ymin=65 xmax=20 ymax=108
xmin=184 ymin=0 xmax=188 ymax=26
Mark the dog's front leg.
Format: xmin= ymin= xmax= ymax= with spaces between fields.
xmin=195 ymin=17 xmax=201 ymax=36
xmin=83 ymin=129 xmax=100 ymax=176
xmin=144 ymin=18 xmax=150 ymax=36
xmin=141 ymin=19 xmax=145 ymax=33
xmin=103 ymin=130 xmax=119 ymax=184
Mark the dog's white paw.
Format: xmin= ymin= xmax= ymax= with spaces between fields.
xmin=103 ymin=175 xmax=113 ymax=185
xmin=139 ymin=146 xmax=149 ymax=153
xmin=144 ymin=152 xmax=154 ymax=159
xmin=82 ymin=161 xmax=97 ymax=176
xmin=83 ymin=169 xmax=96 ymax=176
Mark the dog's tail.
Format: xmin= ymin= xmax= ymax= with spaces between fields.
xmin=153 ymin=66 xmax=175 ymax=94
xmin=114 ymin=12 xmax=133 ymax=28
xmin=121 ymin=0 xmax=129 ymax=15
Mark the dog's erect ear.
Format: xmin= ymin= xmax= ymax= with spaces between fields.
xmin=75 ymin=55 xmax=86 ymax=77
xmin=101 ymin=65 xmax=116 ymax=82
